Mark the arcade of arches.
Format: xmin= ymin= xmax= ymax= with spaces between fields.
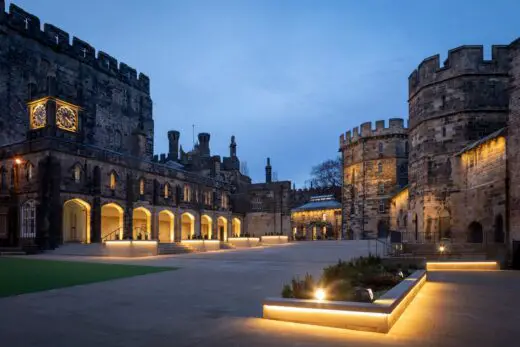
xmin=59 ymin=199 xmax=240 ymax=243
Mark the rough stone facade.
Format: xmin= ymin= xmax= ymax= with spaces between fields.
xmin=407 ymin=45 xmax=509 ymax=245
xmin=0 ymin=2 xmax=292 ymax=250
xmin=339 ymin=119 xmax=408 ymax=239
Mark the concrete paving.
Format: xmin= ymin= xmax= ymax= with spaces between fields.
xmin=1 ymin=241 xmax=519 ymax=347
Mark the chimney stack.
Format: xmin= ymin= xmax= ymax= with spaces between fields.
xmin=265 ymin=157 xmax=272 ymax=183
xmin=198 ymin=133 xmax=210 ymax=157
xmin=230 ymin=135 xmax=237 ymax=157
xmin=167 ymin=130 xmax=180 ymax=161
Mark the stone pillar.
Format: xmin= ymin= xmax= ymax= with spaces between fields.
xmin=151 ymin=209 xmax=158 ymax=240
xmin=174 ymin=210 xmax=181 ymax=242
xmin=195 ymin=212 xmax=201 ymax=237
xmin=124 ymin=205 xmax=133 ymax=240
xmin=91 ymin=197 xmax=101 ymax=243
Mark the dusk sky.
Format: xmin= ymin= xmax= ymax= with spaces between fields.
xmin=8 ymin=0 xmax=520 ymax=186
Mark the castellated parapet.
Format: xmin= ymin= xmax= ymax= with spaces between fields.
xmin=408 ymin=45 xmax=509 ymax=99
xmin=339 ymin=118 xmax=407 ymax=148
xmin=1 ymin=3 xmax=150 ymax=94
xmin=339 ymin=118 xmax=408 ymax=240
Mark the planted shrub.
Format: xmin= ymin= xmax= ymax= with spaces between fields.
xmin=282 ymin=255 xmax=413 ymax=302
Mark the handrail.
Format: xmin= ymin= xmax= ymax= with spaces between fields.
xmin=366 ymin=236 xmax=392 ymax=257
xmin=102 ymin=227 xmax=122 ymax=241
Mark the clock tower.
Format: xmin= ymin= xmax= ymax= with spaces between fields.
xmin=27 ymin=75 xmax=82 ymax=140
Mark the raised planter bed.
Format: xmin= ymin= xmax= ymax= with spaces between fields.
xmin=104 ymin=240 xmax=158 ymax=257
xmin=228 ymin=237 xmax=261 ymax=248
xmin=261 ymin=235 xmax=289 ymax=245
xmin=263 ymin=270 xmax=426 ymax=333
xmin=426 ymin=261 xmax=499 ymax=271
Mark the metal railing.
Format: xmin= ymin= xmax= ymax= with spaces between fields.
xmin=134 ymin=225 xmax=150 ymax=240
xmin=102 ymin=227 xmax=122 ymax=241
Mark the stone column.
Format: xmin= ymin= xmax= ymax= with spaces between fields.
xmin=174 ymin=209 xmax=181 ymax=242
xmin=151 ymin=209 xmax=158 ymax=240
xmin=91 ymin=197 xmax=101 ymax=243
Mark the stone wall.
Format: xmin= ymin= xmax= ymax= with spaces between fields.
xmin=451 ymin=135 xmax=506 ymax=243
xmin=0 ymin=4 xmax=153 ymax=158
xmin=340 ymin=119 xmax=408 ymax=239
xmin=407 ymin=45 xmax=509 ymax=237
xmin=507 ymin=40 xmax=520 ymax=249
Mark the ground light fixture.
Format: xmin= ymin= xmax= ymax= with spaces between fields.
xmin=14 ymin=157 xmax=22 ymax=165
xmin=315 ymin=288 xmax=326 ymax=301
xmin=439 ymin=245 xmax=446 ymax=253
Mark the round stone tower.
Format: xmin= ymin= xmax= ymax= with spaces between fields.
xmin=407 ymin=45 xmax=509 ymax=241
xmin=339 ymin=118 xmax=408 ymax=239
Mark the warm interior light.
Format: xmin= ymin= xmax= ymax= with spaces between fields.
xmin=439 ymin=245 xmax=445 ymax=253
xmin=315 ymin=288 xmax=326 ymax=301
xmin=14 ymin=158 xmax=22 ymax=165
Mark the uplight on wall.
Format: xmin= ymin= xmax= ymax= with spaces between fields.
xmin=315 ymin=288 xmax=326 ymax=301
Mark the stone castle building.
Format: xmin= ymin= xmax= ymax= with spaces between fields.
xmin=342 ymin=42 xmax=520 ymax=263
xmin=339 ymin=119 xmax=408 ymax=239
xmin=0 ymin=2 xmax=292 ymax=251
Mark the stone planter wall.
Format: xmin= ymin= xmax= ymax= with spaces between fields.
xmin=262 ymin=270 xmax=426 ymax=333
xmin=228 ymin=237 xmax=261 ymax=248
xmin=261 ymin=235 xmax=289 ymax=245
xmin=181 ymin=240 xmax=221 ymax=252
xmin=104 ymin=240 xmax=158 ymax=257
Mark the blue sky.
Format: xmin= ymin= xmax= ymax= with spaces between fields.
xmin=7 ymin=0 xmax=520 ymax=186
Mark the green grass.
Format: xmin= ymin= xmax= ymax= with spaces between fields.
xmin=0 ymin=257 xmax=177 ymax=297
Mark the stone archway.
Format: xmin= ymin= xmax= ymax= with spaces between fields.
xmin=101 ymin=203 xmax=124 ymax=240
xmin=158 ymin=210 xmax=174 ymax=243
xmin=133 ymin=207 xmax=151 ymax=240
xmin=232 ymin=217 xmax=241 ymax=237
xmin=201 ymin=215 xmax=212 ymax=239
xmin=218 ymin=217 xmax=228 ymax=241
xmin=467 ymin=221 xmax=483 ymax=243
xmin=63 ymin=199 xmax=91 ymax=243
xmin=181 ymin=212 xmax=195 ymax=240
xmin=377 ymin=220 xmax=389 ymax=239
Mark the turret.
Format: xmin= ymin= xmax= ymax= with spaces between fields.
xmin=198 ymin=132 xmax=210 ymax=157
xmin=265 ymin=157 xmax=272 ymax=183
xmin=230 ymin=135 xmax=237 ymax=157
xmin=167 ymin=130 xmax=180 ymax=161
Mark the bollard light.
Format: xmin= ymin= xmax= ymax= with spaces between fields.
xmin=315 ymin=288 xmax=326 ymax=301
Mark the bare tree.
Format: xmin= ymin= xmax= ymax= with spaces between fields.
xmin=309 ymin=157 xmax=342 ymax=188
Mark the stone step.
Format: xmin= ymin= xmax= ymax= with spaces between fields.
xmin=158 ymin=243 xmax=194 ymax=255
xmin=0 ymin=251 xmax=26 ymax=256
xmin=220 ymin=243 xmax=236 ymax=250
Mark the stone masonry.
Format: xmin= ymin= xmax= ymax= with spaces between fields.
xmin=339 ymin=119 xmax=408 ymax=239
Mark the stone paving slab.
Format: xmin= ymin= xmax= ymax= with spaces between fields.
xmin=1 ymin=241 xmax=519 ymax=347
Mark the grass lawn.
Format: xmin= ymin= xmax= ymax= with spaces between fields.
xmin=0 ymin=257 xmax=177 ymax=298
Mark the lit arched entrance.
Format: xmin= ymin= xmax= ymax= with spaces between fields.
xmin=63 ymin=199 xmax=91 ymax=243
xmin=232 ymin=217 xmax=241 ymax=237
xmin=218 ymin=217 xmax=228 ymax=241
xmin=201 ymin=215 xmax=213 ymax=239
xmin=101 ymin=203 xmax=124 ymax=240
xmin=133 ymin=207 xmax=151 ymax=240
xmin=158 ymin=210 xmax=174 ymax=243
xmin=181 ymin=212 xmax=195 ymax=239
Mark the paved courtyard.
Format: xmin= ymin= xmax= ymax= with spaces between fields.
xmin=1 ymin=241 xmax=520 ymax=347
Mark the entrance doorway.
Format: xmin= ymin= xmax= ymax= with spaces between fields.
xmin=218 ymin=217 xmax=227 ymax=241
xmin=101 ymin=203 xmax=123 ymax=240
xmin=62 ymin=199 xmax=91 ymax=243
xmin=158 ymin=210 xmax=174 ymax=243
xmin=181 ymin=213 xmax=195 ymax=239
xmin=133 ymin=207 xmax=151 ymax=240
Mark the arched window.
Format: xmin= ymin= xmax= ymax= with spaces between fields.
xmin=21 ymin=200 xmax=36 ymax=239
xmin=109 ymin=172 xmax=116 ymax=190
xmin=164 ymin=183 xmax=170 ymax=199
xmin=183 ymin=184 xmax=191 ymax=202
xmin=139 ymin=178 xmax=145 ymax=195
xmin=378 ymin=162 xmax=383 ymax=174
xmin=26 ymin=163 xmax=34 ymax=181
xmin=378 ymin=182 xmax=385 ymax=194
xmin=73 ymin=164 xmax=81 ymax=183
xmin=221 ymin=193 xmax=229 ymax=209
xmin=378 ymin=142 xmax=384 ymax=154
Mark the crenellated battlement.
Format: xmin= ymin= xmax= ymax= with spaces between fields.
xmin=1 ymin=3 xmax=150 ymax=94
xmin=408 ymin=45 xmax=509 ymax=97
xmin=339 ymin=118 xmax=407 ymax=148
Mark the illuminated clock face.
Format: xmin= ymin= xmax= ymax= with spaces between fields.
xmin=56 ymin=106 xmax=77 ymax=132
xmin=31 ymin=104 xmax=47 ymax=129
